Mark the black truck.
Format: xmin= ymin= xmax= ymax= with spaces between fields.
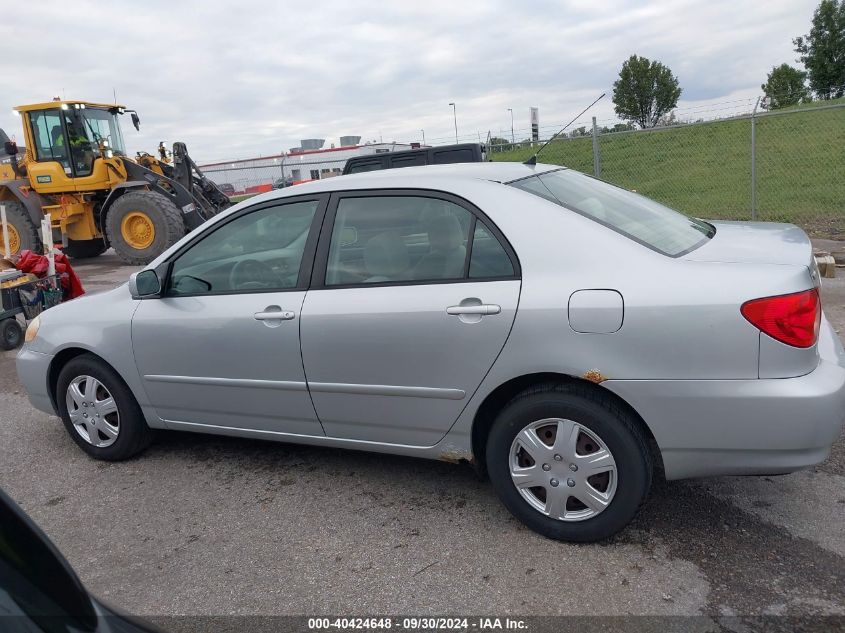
xmin=342 ymin=143 xmax=487 ymax=175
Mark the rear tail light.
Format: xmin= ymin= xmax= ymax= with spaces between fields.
xmin=741 ymin=289 xmax=821 ymax=348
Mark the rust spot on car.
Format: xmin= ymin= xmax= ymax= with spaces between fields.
xmin=583 ymin=369 xmax=608 ymax=384
xmin=439 ymin=447 xmax=473 ymax=464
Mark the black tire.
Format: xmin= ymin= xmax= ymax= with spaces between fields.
xmin=0 ymin=318 xmax=23 ymax=350
xmin=63 ymin=238 xmax=107 ymax=259
xmin=1 ymin=200 xmax=41 ymax=256
xmin=104 ymin=190 xmax=185 ymax=265
xmin=486 ymin=383 xmax=652 ymax=543
xmin=56 ymin=354 xmax=153 ymax=461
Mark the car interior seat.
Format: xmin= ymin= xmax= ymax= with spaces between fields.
xmin=363 ymin=231 xmax=410 ymax=282
xmin=411 ymin=215 xmax=466 ymax=280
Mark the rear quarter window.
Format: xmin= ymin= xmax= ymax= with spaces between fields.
xmin=509 ymin=169 xmax=713 ymax=257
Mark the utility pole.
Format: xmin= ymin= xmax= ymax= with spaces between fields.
xmin=449 ymin=102 xmax=458 ymax=143
xmin=507 ymin=108 xmax=514 ymax=144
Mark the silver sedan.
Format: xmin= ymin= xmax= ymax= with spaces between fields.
xmin=17 ymin=162 xmax=845 ymax=541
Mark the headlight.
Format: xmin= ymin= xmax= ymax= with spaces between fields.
xmin=24 ymin=315 xmax=40 ymax=343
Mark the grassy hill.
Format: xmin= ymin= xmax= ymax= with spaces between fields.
xmin=491 ymin=101 xmax=845 ymax=237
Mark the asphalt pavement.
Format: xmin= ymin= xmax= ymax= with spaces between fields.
xmin=1 ymin=252 xmax=843 ymax=625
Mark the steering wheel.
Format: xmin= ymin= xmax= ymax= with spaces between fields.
xmin=228 ymin=258 xmax=280 ymax=290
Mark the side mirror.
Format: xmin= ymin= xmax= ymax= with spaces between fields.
xmin=130 ymin=112 xmax=140 ymax=131
xmin=4 ymin=140 xmax=17 ymax=156
xmin=129 ymin=269 xmax=161 ymax=299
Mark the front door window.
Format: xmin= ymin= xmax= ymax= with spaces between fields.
xmin=168 ymin=199 xmax=319 ymax=295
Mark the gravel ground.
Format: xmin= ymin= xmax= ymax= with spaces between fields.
xmin=1 ymin=251 xmax=843 ymax=627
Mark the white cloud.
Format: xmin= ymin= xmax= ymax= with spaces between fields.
xmin=0 ymin=0 xmax=819 ymax=163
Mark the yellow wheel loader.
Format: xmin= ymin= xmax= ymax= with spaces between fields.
xmin=0 ymin=99 xmax=230 ymax=264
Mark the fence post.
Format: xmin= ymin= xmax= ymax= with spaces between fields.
xmin=751 ymin=97 xmax=759 ymax=221
xmin=591 ymin=116 xmax=601 ymax=178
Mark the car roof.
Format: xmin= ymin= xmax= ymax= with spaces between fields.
xmin=275 ymin=161 xmax=564 ymax=196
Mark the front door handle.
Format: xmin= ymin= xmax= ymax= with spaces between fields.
xmin=254 ymin=307 xmax=296 ymax=321
xmin=446 ymin=304 xmax=501 ymax=316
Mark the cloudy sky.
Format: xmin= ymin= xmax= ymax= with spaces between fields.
xmin=1 ymin=0 xmax=818 ymax=164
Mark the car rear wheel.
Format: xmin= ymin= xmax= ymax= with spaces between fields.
xmin=56 ymin=354 xmax=153 ymax=461
xmin=486 ymin=383 xmax=652 ymax=542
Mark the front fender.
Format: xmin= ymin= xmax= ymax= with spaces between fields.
xmin=30 ymin=286 xmax=158 ymax=425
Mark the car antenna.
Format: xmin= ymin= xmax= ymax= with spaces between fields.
xmin=524 ymin=93 xmax=606 ymax=166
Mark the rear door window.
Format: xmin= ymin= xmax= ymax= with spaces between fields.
xmin=469 ymin=222 xmax=514 ymax=278
xmin=325 ymin=196 xmax=473 ymax=285
xmin=321 ymin=193 xmax=520 ymax=287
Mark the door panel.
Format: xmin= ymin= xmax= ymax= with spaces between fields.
xmin=132 ymin=291 xmax=322 ymax=434
xmin=300 ymin=280 xmax=520 ymax=445
xmin=130 ymin=196 xmax=325 ymax=435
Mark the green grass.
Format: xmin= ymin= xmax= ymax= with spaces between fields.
xmin=492 ymin=102 xmax=845 ymax=237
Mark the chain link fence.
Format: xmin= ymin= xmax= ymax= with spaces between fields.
xmin=201 ymin=102 xmax=843 ymax=237
xmin=490 ymin=102 xmax=845 ymax=237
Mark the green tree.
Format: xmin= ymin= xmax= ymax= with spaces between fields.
xmin=612 ymin=55 xmax=682 ymax=128
xmin=793 ymin=0 xmax=845 ymax=98
xmin=762 ymin=64 xmax=810 ymax=108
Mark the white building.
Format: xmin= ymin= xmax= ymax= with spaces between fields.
xmin=199 ymin=140 xmax=418 ymax=195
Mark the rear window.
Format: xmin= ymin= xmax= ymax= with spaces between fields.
xmin=347 ymin=160 xmax=384 ymax=174
xmin=432 ymin=148 xmax=475 ymax=164
xmin=509 ymin=169 xmax=714 ymax=257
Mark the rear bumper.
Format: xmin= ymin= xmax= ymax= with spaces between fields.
xmin=603 ymin=320 xmax=845 ymax=480
xmin=16 ymin=347 xmax=56 ymax=415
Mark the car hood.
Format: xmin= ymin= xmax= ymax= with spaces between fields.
xmin=682 ymin=220 xmax=813 ymax=267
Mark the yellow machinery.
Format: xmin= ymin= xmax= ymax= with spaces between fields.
xmin=0 ymin=99 xmax=230 ymax=264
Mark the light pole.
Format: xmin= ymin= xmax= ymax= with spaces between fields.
xmin=449 ymin=102 xmax=458 ymax=143
xmin=421 ymin=129 xmax=426 ymax=145
xmin=507 ymin=108 xmax=514 ymax=144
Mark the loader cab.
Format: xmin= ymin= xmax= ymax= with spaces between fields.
xmin=17 ymin=101 xmax=130 ymax=193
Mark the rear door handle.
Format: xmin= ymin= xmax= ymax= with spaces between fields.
xmin=254 ymin=309 xmax=295 ymax=321
xmin=446 ymin=304 xmax=501 ymax=316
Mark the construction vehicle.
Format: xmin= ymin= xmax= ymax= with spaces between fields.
xmin=0 ymin=99 xmax=230 ymax=264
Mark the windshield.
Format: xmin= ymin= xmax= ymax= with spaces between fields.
xmin=64 ymin=107 xmax=126 ymax=156
xmin=509 ymin=169 xmax=714 ymax=257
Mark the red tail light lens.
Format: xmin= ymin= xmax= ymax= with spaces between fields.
xmin=741 ymin=289 xmax=821 ymax=348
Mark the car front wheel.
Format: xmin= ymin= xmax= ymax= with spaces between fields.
xmin=56 ymin=354 xmax=153 ymax=461
xmin=486 ymin=384 xmax=652 ymax=542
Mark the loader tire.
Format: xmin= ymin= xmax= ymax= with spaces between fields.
xmin=1 ymin=200 xmax=41 ymax=257
xmin=105 ymin=190 xmax=185 ymax=265
xmin=64 ymin=238 xmax=107 ymax=260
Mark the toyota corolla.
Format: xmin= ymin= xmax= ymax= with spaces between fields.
xmin=16 ymin=162 xmax=845 ymax=541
